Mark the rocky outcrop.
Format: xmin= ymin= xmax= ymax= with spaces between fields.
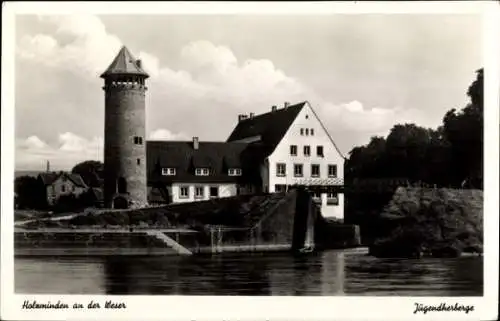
xmin=369 ymin=187 xmax=483 ymax=258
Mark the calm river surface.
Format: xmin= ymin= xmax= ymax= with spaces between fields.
xmin=15 ymin=250 xmax=483 ymax=296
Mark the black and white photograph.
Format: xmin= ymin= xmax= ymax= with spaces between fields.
xmin=1 ymin=2 xmax=499 ymax=321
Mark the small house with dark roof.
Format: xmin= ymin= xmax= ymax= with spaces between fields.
xmin=146 ymin=139 xmax=258 ymax=204
xmin=38 ymin=171 xmax=88 ymax=205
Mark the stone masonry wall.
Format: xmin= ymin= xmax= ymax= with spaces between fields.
xmin=104 ymin=82 xmax=147 ymax=208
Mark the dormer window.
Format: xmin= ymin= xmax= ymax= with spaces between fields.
xmin=195 ymin=168 xmax=210 ymax=176
xmin=162 ymin=168 xmax=176 ymax=176
xmin=228 ymin=168 xmax=242 ymax=176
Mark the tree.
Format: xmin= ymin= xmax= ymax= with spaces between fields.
xmin=14 ymin=175 xmax=47 ymax=209
xmin=71 ymin=160 xmax=104 ymax=187
xmin=345 ymin=67 xmax=483 ymax=189
xmin=442 ymin=69 xmax=483 ymax=188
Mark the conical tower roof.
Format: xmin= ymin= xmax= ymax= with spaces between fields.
xmin=100 ymin=46 xmax=149 ymax=78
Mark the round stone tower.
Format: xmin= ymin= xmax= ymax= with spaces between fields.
xmin=101 ymin=46 xmax=149 ymax=209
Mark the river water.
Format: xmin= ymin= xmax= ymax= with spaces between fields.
xmin=15 ymin=250 xmax=483 ymax=296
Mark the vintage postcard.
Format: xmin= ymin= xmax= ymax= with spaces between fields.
xmin=1 ymin=1 xmax=499 ymax=320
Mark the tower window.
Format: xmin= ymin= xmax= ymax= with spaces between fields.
xmin=195 ymin=168 xmax=210 ymax=176
xmin=328 ymin=165 xmax=337 ymax=178
xmin=276 ymin=163 xmax=286 ymax=177
xmin=179 ymin=186 xmax=189 ymax=198
xmin=133 ymin=136 xmax=143 ymax=145
xmin=209 ymin=186 xmax=219 ymax=197
xmin=137 ymin=158 xmax=141 ymax=165
xmin=162 ymin=168 xmax=176 ymax=176
xmin=294 ymin=164 xmax=303 ymax=177
xmin=304 ymin=145 xmax=311 ymax=156
xmin=317 ymin=146 xmax=324 ymax=157
xmin=195 ymin=186 xmax=205 ymax=199
xmin=228 ymin=168 xmax=242 ymax=176
xmin=311 ymin=164 xmax=320 ymax=177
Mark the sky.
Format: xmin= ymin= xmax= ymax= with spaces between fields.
xmin=14 ymin=14 xmax=482 ymax=170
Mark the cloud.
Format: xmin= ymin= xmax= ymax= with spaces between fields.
xmin=15 ymin=15 xmax=433 ymax=169
xmin=15 ymin=129 xmax=189 ymax=170
xmin=148 ymin=129 xmax=191 ymax=141
xmin=16 ymin=133 xmax=101 ymax=170
xmin=17 ymin=15 xmax=122 ymax=77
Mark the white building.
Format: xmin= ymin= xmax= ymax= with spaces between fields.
xmin=147 ymin=101 xmax=344 ymax=219
xmin=227 ymin=101 xmax=345 ymax=219
xmin=146 ymin=139 xmax=255 ymax=205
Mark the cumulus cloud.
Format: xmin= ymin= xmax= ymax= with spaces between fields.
xmin=15 ymin=14 xmax=431 ymax=169
xmin=16 ymin=133 xmax=102 ymax=170
xmin=148 ymin=129 xmax=191 ymax=141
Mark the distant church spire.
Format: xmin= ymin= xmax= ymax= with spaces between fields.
xmin=46 ymin=160 xmax=50 ymax=172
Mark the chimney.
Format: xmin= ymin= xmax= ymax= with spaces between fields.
xmin=192 ymin=137 xmax=199 ymax=150
xmin=284 ymin=102 xmax=290 ymax=108
xmin=46 ymin=160 xmax=50 ymax=172
xmin=136 ymin=59 xmax=142 ymax=69
xmin=238 ymin=114 xmax=248 ymax=122
xmin=249 ymin=113 xmax=255 ymax=118
xmin=271 ymin=105 xmax=277 ymax=112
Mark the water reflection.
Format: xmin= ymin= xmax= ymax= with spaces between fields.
xmin=15 ymin=251 xmax=483 ymax=296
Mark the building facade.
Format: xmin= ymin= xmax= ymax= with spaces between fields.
xmin=145 ymin=102 xmax=344 ymax=219
xmin=38 ymin=172 xmax=88 ymax=206
xmin=101 ymin=47 xmax=344 ymax=218
xmin=101 ymin=46 xmax=149 ymax=209
xmin=227 ymin=102 xmax=345 ymax=219
xmin=146 ymin=139 xmax=255 ymax=205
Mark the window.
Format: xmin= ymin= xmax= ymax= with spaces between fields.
xmin=118 ymin=177 xmax=127 ymax=193
xmin=311 ymin=164 xmax=320 ymax=177
xmin=311 ymin=129 xmax=314 ymax=136
xmin=303 ymin=145 xmax=311 ymax=156
xmin=228 ymin=168 xmax=242 ymax=176
xmin=276 ymin=163 xmax=286 ymax=177
xmin=294 ymin=164 xmax=303 ymax=177
xmin=275 ymin=184 xmax=287 ymax=193
xmin=195 ymin=168 xmax=209 ymax=176
xmin=290 ymin=145 xmax=297 ymax=156
xmin=305 ymin=115 xmax=309 ymax=119
xmin=179 ymin=186 xmax=189 ymax=198
xmin=209 ymin=186 xmax=219 ymax=197
xmin=133 ymin=136 xmax=143 ymax=145
xmin=162 ymin=168 xmax=176 ymax=176
xmin=317 ymin=146 xmax=324 ymax=157
xmin=300 ymin=128 xmax=304 ymax=135
xmin=137 ymin=158 xmax=141 ymax=165
xmin=312 ymin=191 xmax=322 ymax=202
xmin=327 ymin=192 xmax=339 ymax=206
xmin=305 ymin=128 xmax=309 ymax=136
xmin=72 ymin=185 xmax=75 ymax=192
xmin=328 ymin=165 xmax=337 ymax=178
xmin=61 ymin=185 xmax=66 ymax=192
xmin=195 ymin=186 xmax=204 ymax=199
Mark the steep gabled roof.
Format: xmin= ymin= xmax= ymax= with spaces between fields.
xmin=226 ymin=102 xmax=306 ymax=157
xmin=38 ymin=172 xmax=59 ymax=185
xmin=38 ymin=172 xmax=87 ymax=188
xmin=147 ymin=141 xmax=259 ymax=184
xmin=100 ymin=46 xmax=149 ymax=78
